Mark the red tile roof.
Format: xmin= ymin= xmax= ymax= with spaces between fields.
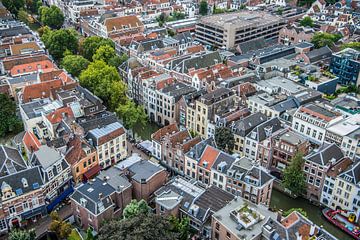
xmin=65 ymin=136 xmax=94 ymax=165
xmin=10 ymin=60 xmax=55 ymax=76
xmin=46 ymin=107 xmax=74 ymax=124
xmin=22 ymin=79 xmax=63 ymax=103
xmin=152 ymin=123 xmax=179 ymax=142
xmin=23 ymin=131 xmax=41 ymax=152
xmin=104 ymin=16 xmax=143 ymax=32
xmin=198 ymin=145 xmax=220 ymax=171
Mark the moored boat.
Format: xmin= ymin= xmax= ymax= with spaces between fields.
xmin=322 ymin=208 xmax=360 ymax=240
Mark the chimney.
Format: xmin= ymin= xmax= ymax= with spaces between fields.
xmin=99 ymin=193 xmax=103 ymax=200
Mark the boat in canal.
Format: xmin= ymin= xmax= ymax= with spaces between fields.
xmin=322 ymin=208 xmax=360 ymax=240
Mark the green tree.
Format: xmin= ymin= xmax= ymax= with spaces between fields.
xmin=116 ymin=100 xmax=147 ymax=131
xmin=169 ymin=216 xmax=190 ymax=240
xmin=61 ymin=54 xmax=89 ymax=77
xmin=85 ymin=228 xmax=95 ymax=240
xmin=341 ymin=42 xmax=360 ymax=51
xmin=282 ymin=153 xmax=307 ymax=197
xmin=276 ymin=7 xmax=283 ymax=15
xmin=26 ymin=0 xmax=42 ymax=14
xmin=199 ymin=0 xmax=208 ymax=16
xmin=123 ymin=199 xmax=150 ymax=219
xmin=41 ymin=28 xmax=78 ymax=60
xmin=98 ymin=214 xmax=180 ymax=240
xmin=38 ymin=6 xmax=64 ymax=29
xmin=49 ymin=211 xmax=72 ymax=239
xmin=0 ymin=94 xmax=23 ymax=137
xmin=92 ymin=45 xmax=126 ymax=68
xmin=17 ymin=8 xmax=29 ymax=24
xmin=297 ymin=0 xmax=315 ymax=6
xmin=311 ymin=32 xmax=342 ymax=49
xmin=214 ymin=127 xmax=235 ymax=153
xmin=9 ymin=229 xmax=36 ymax=240
xmin=80 ymin=36 xmax=115 ymax=61
xmin=79 ymin=61 xmax=127 ymax=110
xmin=2 ymin=0 xmax=25 ymax=15
xmin=283 ymin=208 xmax=308 ymax=217
xmin=300 ymin=16 xmax=314 ymax=27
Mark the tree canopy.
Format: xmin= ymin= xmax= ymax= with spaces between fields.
xmin=80 ymin=36 xmax=115 ymax=61
xmin=17 ymin=8 xmax=30 ymax=24
xmin=282 ymin=153 xmax=307 ymax=197
xmin=26 ymin=0 xmax=42 ymax=14
xmin=0 ymin=94 xmax=23 ymax=137
xmin=123 ymin=199 xmax=150 ymax=219
xmin=341 ymin=42 xmax=360 ymax=51
xmin=98 ymin=214 xmax=181 ymax=240
xmin=41 ymin=28 xmax=78 ymax=60
xmin=2 ymin=0 xmax=25 ymax=15
xmin=116 ymin=100 xmax=147 ymax=130
xmin=300 ymin=16 xmax=314 ymax=27
xmin=311 ymin=32 xmax=341 ymax=49
xmin=9 ymin=229 xmax=36 ymax=240
xmin=39 ymin=6 xmax=64 ymax=29
xmin=214 ymin=127 xmax=235 ymax=153
xmin=92 ymin=45 xmax=127 ymax=68
xmin=79 ymin=60 xmax=127 ymax=110
xmin=49 ymin=211 xmax=72 ymax=240
xmin=61 ymin=54 xmax=89 ymax=77
xmin=199 ymin=1 xmax=208 ymax=16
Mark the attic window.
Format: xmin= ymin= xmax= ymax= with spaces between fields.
xmin=21 ymin=178 xmax=28 ymax=188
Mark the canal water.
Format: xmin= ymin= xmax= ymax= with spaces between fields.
xmin=271 ymin=189 xmax=352 ymax=240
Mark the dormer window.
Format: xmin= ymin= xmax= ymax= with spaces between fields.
xmin=56 ymin=163 xmax=62 ymax=173
xmin=21 ymin=178 xmax=28 ymax=188
xmin=48 ymin=169 xmax=54 ymax=180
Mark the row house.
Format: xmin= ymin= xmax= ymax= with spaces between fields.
xmin=325 ymin=161 xmax=360 ymax=223
xmin=151 ymin=124 xmax=201 ymax=174
xmin=65 ymin=136 xmax=100 ymax=184
xmin=304 ymin=143 xmax=350 ymax=202
xmin=82 ymin=15 xmax=144 ymax=38
xmin=325 ymin=114 xmax=360 ymax=159
xmin=230 ymin=112 xmax=267 ymax=155
xmin=258 ymin=129 xmax=310 ymax=172
xmin=225 ymin=157 xmax=274 ymax=206
xmin=184 ymin=138 xmax=216 ymax=181
xmin=70 ymin=172 xmax=132 ymax=232
xmin=155 ymin=82 xmax=196 ymax=126
xmin=187 ymin=88 xmax=238 ymax=139
xmin=244 ymin=117 xmax=283 ymax=161
xmin=154 ymin=176 xmax=234 ymax=238
xmin=30 ymin=145 xmax=73 ymax=212
xmin=278 ymin=24 xmax=315 ymax=45
xmin=86 ymin=121 xmax=127 ymax=169
xmin=0 ymin=146 xmax=46 ymax=233
xmin=292 ymin=103 xmax=344 ymax=144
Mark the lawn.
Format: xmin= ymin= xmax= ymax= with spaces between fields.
xmin=68 ymin=229 xmax=82 ymax=240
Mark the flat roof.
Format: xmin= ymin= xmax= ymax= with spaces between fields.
xmin=198 ymin=11 xmax=284 ymax=30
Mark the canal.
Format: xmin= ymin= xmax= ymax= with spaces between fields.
xmin=271 ymin=189 xmax=351 ymax=240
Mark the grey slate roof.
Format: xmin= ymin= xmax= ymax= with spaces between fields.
xmin=0 ymin=166 xmax=43 ymax=197
xmin=306 ymin=143 xmax=344 ymax=166
xmin=32 ymin=145 xmax=63 ymax=169
xmin=186 ymin=138 xmax=216 ymax=160
xmin=171 ymin=51 xmax=222 ymax=74
xmin=71 ymin=178 xmax=115 ymax=215
xmin=0 ymin=26 xmax=30 ymax=37
xmin=211 ymin=152 xmax=237 ymax=174
xmin=231 ymin=112 xmax=267 ymax=137
xmin=98 ymin=167 xmax=131 ymax=192
xmin=77 ymin=111 xmax=118 ymax=133
xmin=0 ymin=145 xmax=27 ymax=177
xmin=160 ymin=82 xmax=196 ymax=101
xmin=128 ymin=160 xmax=164 ymax=183
xmin=175 ymin=31 xmax=192 ymax=44
xmin=247 ymin=117 xmax=283 ymax=142
xmin=306 ymin=46 xmax=332 ymax=63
